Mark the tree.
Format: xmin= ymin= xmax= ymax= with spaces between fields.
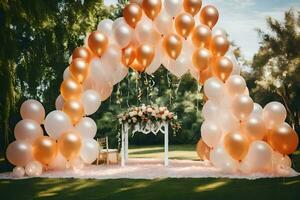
xmin=249 ymin=9 xmax=300 ymax=133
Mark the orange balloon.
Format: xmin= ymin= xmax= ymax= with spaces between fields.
xmin=142 ymin=0 xmax=162 ymax=20
xmin=123 ymin=3 xmax=143 ymax=28
xmin=196 ymin=139 xmax=210 ymax=160
xmin=163 ymin=33 xmax=182 ymax=60
xmin=175 ymin=12 xmax=195 ymax=39
xmin=72 ymin=47 xmax=92 ymax=62
xmin=200 ymin=5 xmax=219 ymax=29
xmin=32 ymin=136 xmax=58 ymax=166
xmin=136 ymin=44 xmax=155 ymax=69
xmin=122 ymin=44 xmax=136 ymax=66
xmin=88 ymin=31 xmax=108 ymax=57
xmin=199 ymin=67 xmax=212 ymax=85
xmin=212 ymin=56 xmax=233 ymax=82
xmin=69 ymin=58 xmax=90 ymax=83
xmin=59 ymin=130 xmax=82 ymax=161
xmin=268 ymin=123 xmax=299 ymax=155
xmin=192 ymin=25 xmax=212 ymax=48
xmin=60 ymin=78 xmax=83 ymax=101
xmin=183 ymin=0 xmax=202 ymax=16
xmin=62 ymin=99 xmax=84 ymax=125
xmin=129 ymin=59 xmax=145 ymax=72
xmin=224 ymin=132 xmax=249 ymax=161
xmin=210 ymin=35 xmax=229 ymax=56
xmin=192 ymin=48 xmax=212 ymax=71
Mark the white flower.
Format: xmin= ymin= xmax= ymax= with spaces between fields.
xmin=147 ymin=107 xmax=153 ymax=113
xmin=119 ymin=118 xmax=122 ymax=122
xmin=122 ymin=116 xmax=126 ymax=120
xmin=138 ymin=111 xmax=143 ymax=116
xmin=161 ymin=115 xmax=166 ymax=120
xmin=174 ymin=115 xmax=178 ymax=120
xmin=164 ymin=110 xmax=169 ymax=115
xmin=159 ymin=107 xmax=164 ymax=112
xmin=132 ymin=117 xmax=137 ymax=123
xmin=128 ymin=119 xmax=132 ymax=123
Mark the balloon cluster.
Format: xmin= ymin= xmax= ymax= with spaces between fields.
xmin=6 ymin=0 xmax=299 ymax=177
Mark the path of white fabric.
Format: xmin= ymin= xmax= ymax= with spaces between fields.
xmin=0 ymin=158 xmax=299 ymax=180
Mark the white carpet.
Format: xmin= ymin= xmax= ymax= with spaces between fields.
xmin=0 ymin=158 xmax=299 ymax=180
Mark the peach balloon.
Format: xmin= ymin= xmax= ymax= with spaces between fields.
xmin=62 ymin=99 xmax=84 ymax=125
xmin=175 ymin=12 xmax=195 ymax=39
xmin=14 ymin=119 xmax=43 ymax=143
xmin=122 ymin=44 xmax=136 ymax=66
xmin=69 ymin=58 xmax=90 ymax=83
xmin=225 ymin=75 xmax=247 ymax=96
xmin=72 ymin=47 xmax=92 ymax=62
xmin=263 ymin=102 xmax=287 ymax=130
xmin=192 ymin=25 xmax=212 ymax=48
xmin=224 ymin=132 xmax=249 ymax=161
xmin=32 ymin=136 xmax=58 ymax=166
xmin=196 ymin=139 xmax=210 ymax=161
xmin=210 ymin=35 xmax=229 ymax=57
xmin=212 ymin=56 xmax=233 ymax=82
xmin=183 ymin=0 xmax=202 ymax=16
xmin=192 ymin=48 xmax=211 ymax=71
xmin=6 ymin=140 xmax=32 ymax=166
xmin=60 ymin=78 xmax=83 ymax=101
xmin=231 ymin=94 xmax=254 ymax=122
xmin=243 ymin=116 xmax=266 ymax=141
xmin=200 ymin=5 xmax=219 ymax=29
xmin=59 ymin=130 xmax=82 ymax=161
xmin=163 ymin=33 xmax=182 ymax=60
xmin=142 ymin=0 xmax=162 ymax=20
xmin=20 ymin=100 xmax=45 ymax=124
xmin=268 ymin=122 xmax=299 ymax=155
xmin=123 ymin=3 xmax=143 ymax=28
xmin=88 ymin=31 xmax=108 ymax=57
xmin=136 ymin=44 xmax=155 ymax=69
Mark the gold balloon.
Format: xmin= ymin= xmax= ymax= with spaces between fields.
xmin=175 ymin=12 xmax=195 ymax=39
xmin=129 ymin=59 xmax=145 ymax=72
xmin=210 ymin=35 xmax=229 ymax=56
xmin=192 ymin=48 xmax=212 ymax=71
xmin=196 ymin=139 xmax=210 ymax=160
xmin=122 ymin=44 xmax=136 ymax=66
xmin=199 ymin=67 xmax=212 ymax=85
xmin=183 ymin=0 xmax=202 ymax=16
xmin=62 ymin=99 xmax=84 ymax=125
xmin=59 ymin=130 xmax=82 ymax=161
xmin=192 ymin=25 xmax=212 ymax=48
xmin=32 ymin=136 xmax=58 ymax=166
xmin=268 ymin=123 xmax=299 ymax=155
xmin=123 ymin=3 xmax=143 ymax=28
xmin=72 ymin=47 xmax=92 ymax=62
xmin=69 ymin=58 xmax=90 ymax=83
xmin=224 ymin=132 xmax=249 ymax=161
xmin=88 ymin=31 xmax=108 ymax=57
xmin=136 ymin=44 xmax=155 ymax=69
xmin=212 ymin=56 xmax=233 ymax=82
xmin=163 ymin=33 xmax=182 ymax=60
xmin=200 ymin=5 xmax=219 ymax=29
xmin=60 ymin=78 xmax=83 ymax=101
xmin=142 ymin=0 xmax=162 ymax=20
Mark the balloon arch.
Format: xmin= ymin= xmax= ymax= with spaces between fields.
xmin=7 ymin=0 xmax=299 ymax=177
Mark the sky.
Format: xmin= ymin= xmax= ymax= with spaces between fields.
xmin=104 ymin=0 xmax=300 ymax=60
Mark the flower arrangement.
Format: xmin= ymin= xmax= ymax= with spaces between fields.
xmin=117 ymin=104 xmax=181 ymax=132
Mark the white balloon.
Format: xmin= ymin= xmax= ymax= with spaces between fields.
xmin=202 ymin=100 xmax=219 ymax=121
xmin=241 ymin=141 xmax=273 ymax=173
xmin=263 ymin=102 xmax=287 ymax=130
xmin=164 ymin=0 xmax=182 ymax=17
xmin=145 ymin=42 xmax=162 ymax=74
xmin=70 ymin=157 xmax=84 ymax=171
xmin=75 ymin=117 xmax=97 ymax=139
xmin=210 ymin=145 xmax=238 ymax=173
xmin=114 ymin=23 xmax=133 ymax=48
xmin=225 ymin=75 xmax=246 ymax=96
xmin=204 ymin=77 xmax=224 ymax=101
xmin=114 ymin=63 xmax=129 ymax=84
xmin=44 ymin=110 xmax=72 ymax=139
xmin=201 ymin=121 xmax=222 ymax=148
xmin=48 ymin=152 xmax=67 ymax=170
xmin=97 ymin=19 xmax=113 ymax=36
xmin=112 ymin=17 xmax=125 ymax=31
xmin=14 ymin=119 xmax=43 ymax=143
xmin=167 ymin=53 xmax=189 ymax=77
xmin=63 ymin=67 xmax=71 ymax=80
xmin=212 ymin=27 xmax=228 ymax=37
xmin=80 ymin=138 xmax=99 ymax=164
xmin=154 ymin=10 xmax=173 ymax=35
xmin=218 ymin=110 xmax=239 ymax=134
xmin=189 ymin=66 xmax=200 ymax=82
xmin=226 ymin=51 xmax=240 ymax=75
xmin=55 ymin=95 xmax=64 ymax=110
xmin=13 ymin=166 xmax=25 ymax=178
xmin=251 ymin=103 xmax=263 ymax=117
xmin=135 ymin=17 xmax=160 ymax=45
xmin=88 ymin=58 xmax=114 ymax=88
xmin=81 ymin=90 xmax=101 ymax=116
xmin=25 ymin=161 xmax=43 ymax=177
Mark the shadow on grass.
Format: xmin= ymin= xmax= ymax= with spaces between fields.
xmin=1 ymin=177 xmax=300 ymax=200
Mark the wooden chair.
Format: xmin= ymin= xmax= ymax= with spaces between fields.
xmin=97 ymin=137 xmax=109 ymax=165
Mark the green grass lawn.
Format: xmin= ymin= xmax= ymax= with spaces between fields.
xmin=0 ymin=145 xmax=300 ymax=200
